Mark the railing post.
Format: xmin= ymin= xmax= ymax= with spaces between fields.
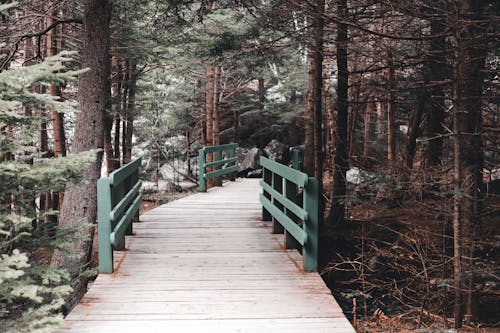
xmin=304 ymin=177 xmax=319 ymax=272
xmin=229 ymin=147 xmax=236 ymax=181
xmin=198 ymin=148 xmax=206 ymax=192
xmin=290 ymin=146 xmax=304 ymax=171
xmin=271 ymin=172 xmax=285 ymax=234
xmin=214 ymin=150 xmax=222 ymax=187
xmin=98 ymin=177 xmax=114 ymax=273
xmin=262 ymin=168 xmax=272 ymax=221
xmin=113 ymin=182 xmax=126 ymax=251
xmin=284 ymin=179 xmax=301 ymax=250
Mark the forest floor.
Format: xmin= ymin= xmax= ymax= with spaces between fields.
xmin=321 ymin=188 xmax=500 ymax=333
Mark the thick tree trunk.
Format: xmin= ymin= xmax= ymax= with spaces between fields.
xmin=424 ymin=19 xmax=446 ymax=168
xmin=452 ymin=1 xmax=487 ymax=327
xmin=304 ymin=0 xmax=324 ymax=181
xmin=327 ymin=0 xmax=348 ymax=226
xmin=51 ymin=0 xmax=112 ymax=308
xmin=312 ymin=1 xmax=324 ymax=182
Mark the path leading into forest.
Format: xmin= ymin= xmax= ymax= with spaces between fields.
xmin=59 ymin=178 xmax=354 ymax=333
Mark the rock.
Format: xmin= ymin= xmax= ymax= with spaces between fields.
xmin=247 ymin=169 xmax=263 ymax=178
xmin=239 ymin=147 xmax=262 ymax=172
xmin=236 ymin=147 xmax=263 ymax=177
xmin=219 ymin=127 xmax=236 ymax=144
xmin=239 ymin=110 xmax=263 ymax=126
xmin=263 ymin=139 xmax=288 ymax=163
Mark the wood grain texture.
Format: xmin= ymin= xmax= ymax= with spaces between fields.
xmin=59 ymin=178 xmax=355 ymax=332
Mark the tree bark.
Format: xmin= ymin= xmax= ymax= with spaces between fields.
xmin=46 ymin=3 xmax=67 ymax=158
xmin=51 ymin=0 xmax=112 ymax=308
xmin=124 ymin=61 xmax=136 ymax=164
xmin=304 ymin=0 xmax=324 ymax=182
xmin=424 ymin=18 xmax=446 ymax=168
xmin=405 ymin=90 xmax=424 ymax=168
xmin=452 ymin=0 xmax=487 ymax=327
xmin=205 ymin=66 xmax=215 ymax=188
xmin=121 ymin=60 xmax=130 ymax=165
xmin=327 ymin=0 xmax=348 ymax=226
xmin=386 ymin=50 xmax=396 ymax=165
xmin=213 ymin=66 xmax=221 ymax=186
xmin=104 ymin=54 xmax=122 ymax=174
xmin=363 ymin=99 xmax=372 ymax=159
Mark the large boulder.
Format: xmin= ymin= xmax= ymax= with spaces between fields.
xmin=219 ymin=127 xmax=236 ymax=144
xmin=263 ymin=139 xmax=288 ymax=163
xmin=236 ymin=147 xmax=262 ymax=177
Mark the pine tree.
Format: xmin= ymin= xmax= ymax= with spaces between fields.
xmin=0 ymin=51 xmax=94 ymax=333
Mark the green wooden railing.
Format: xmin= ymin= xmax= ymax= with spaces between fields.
xmin=259 ymin=156 xmax=319 ymax=271
xmin=289 ymin=145 xmax=304 ymax=171
xmin=198 ymin=143 xmax=238 ymax=192
xmin=97 ymin=157 xmax=142 ymax=273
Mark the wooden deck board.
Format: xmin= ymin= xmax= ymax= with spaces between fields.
xmin=60 ymin=178 xmax=354 ymax=332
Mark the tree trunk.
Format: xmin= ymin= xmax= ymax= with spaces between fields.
xmin=124 ymin=61 xmax=136 ymax=164
xmin=45 ymin=1 xmax=65 ymax=225
xmin=363 ymin=99 xmax=372 ymax=159
xmin=347 ymin=82 xmax=359 ymax=160
xmin=327 ymin=0 xmax=348 ymax=226
xmin=104 ymin=54 xmax=122 ymax=174
xmin=312 ymin=0 xmax=324 ymax=182
xmin=405 ymin=90 xmax=425 ymax=168
xmin=452 ymin=1 xmax=487 ymax=327
xmin=51 ymin=0 xmax=112 ymax=308
xmin=46 ymin=4 xmax=67 ymax=158
xmin=304 ymin=0 xmax=324 ymax=181
xmin=375 ymin=100 xmax=384 ymax=142
xmin=205 ymin=66 xmax=215 ymax=188
xmin=424 ymin=19 xmax=446 ymax=168
xmin=121 ymin=60 xmax=130 ymax=165
xmin=258 ymin=77 xmax=265 ymax=148
xmin=386 ymin=50 xmax=396 ymax=165
xmin=213 ymin=66 xmax=221 ymax=186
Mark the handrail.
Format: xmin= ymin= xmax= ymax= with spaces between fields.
xmin=198 ymin=143 xmax=238 ymax=191
xmin=259 ymin=156 xmax=319 ymax=271
xmin=97 ymin=157 xmax=142 ymax=273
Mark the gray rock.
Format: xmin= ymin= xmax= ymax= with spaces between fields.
xmin=236 ymin=147 xmax=262 ymax=177
xmin=263 ymin=139 xmax=288 ymax=163
xmin=219 ymin=127 xmax=236 ymax=143
xmin=239 ymin=110 xmax=263 ymax=126
xmin=239 ymin=147 xmax=262 ymax=172
xmin=247 ymin=169 xmax=263 ymax=178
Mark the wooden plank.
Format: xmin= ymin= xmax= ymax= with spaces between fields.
xmin=60 ymin=318 xmax=353 ymax=333
xmin=61 ymin=179 xmax=354 ymax=333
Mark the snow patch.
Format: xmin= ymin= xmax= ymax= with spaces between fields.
xmin=346 ymin=167 xmax=372 ymax=184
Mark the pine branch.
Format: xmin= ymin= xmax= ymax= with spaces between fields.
xmin=0 ymin=18 xmax=83 ymax=72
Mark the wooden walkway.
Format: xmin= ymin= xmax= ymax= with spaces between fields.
xmin=60 ymin=178 xmax=355 ymax=332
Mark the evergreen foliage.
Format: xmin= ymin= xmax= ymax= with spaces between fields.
xmin=0 ymin=53 xmax=93 ymax=332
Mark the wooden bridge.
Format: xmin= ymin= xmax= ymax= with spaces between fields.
xmin=59 ymin=145 xmax=355 ymax=333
